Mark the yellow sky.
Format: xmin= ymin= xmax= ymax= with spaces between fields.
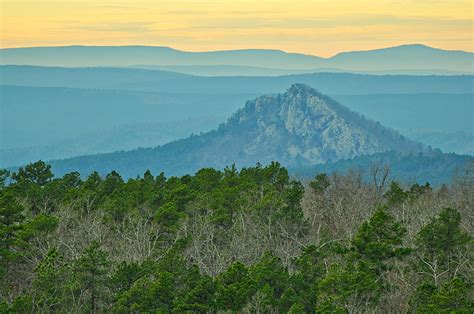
xmin=1 ymin=0 xmax=472 ymax=56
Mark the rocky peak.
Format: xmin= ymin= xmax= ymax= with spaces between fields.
xmin=286 ymin=83 xmax=315 ymax=97
xmin=231 ymin=83 xmax=331 ymax=123
xmin=223 ymin=83 xmax=422 ymax=165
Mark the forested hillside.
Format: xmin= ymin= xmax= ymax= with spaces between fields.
xmin=4 ymin=66 xmax=473 ymax=94
xmin=35 ymin=84 xmax=472 ymax=184
xmin=291 ymin=151 xmax=473 ymax=186
xmin=0 ymin=161 xmax=472 ymax=312
xmin=2 ymin=67 xmax=473 ymax=168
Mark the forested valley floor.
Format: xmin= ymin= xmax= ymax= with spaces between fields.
xmin=0 ymin=161 xmax=472 ymax=313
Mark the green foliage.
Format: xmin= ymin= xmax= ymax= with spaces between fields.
xmin=215 ymin=261 xmax=255 ymax=311
xmin=309 ymin=173 xmax=330 ymax=193
xmin=410 ymin=208 xmax=473 ymax=312
xmin=61 ymin=171 xmax=82 ymax=189
xmin=155 ymin=202 xmax=184 ymax=234
xmin=409 ymin=182 xmax=432 ymax=198
xmin=279 ymin=287 xmax=300 ymax=312
xmin=72 ymin=241 xmax=111 ymax=313
xmin=0 ymin=189 xmax=57 ymax=298
xmin=410 ymin=277 xmax=474 ymax=313
xmin=17 ymin=213 xmax=58 ymax=242
xmin=282 ymin=180 xmax=305 ymax=222
xmin=289 ymin=245 xmax=328 ymax=311
xmin=415 ymin=207 xmax=471 ymax=284
xmin=32 ymin=248 xmax=69 ymax=311
xmin=317 ymin=209 xmax=410 ymax=311
xmin=114 ymin=271 xmax=174 ymax=312
xmin=385 ymin=181 xmax=433 ymax=206
xmin=9 ymin=294 xmax=33 ymax=313
xmin=113 ymin=254 xmax=216 ymax=313
xmin=385 ymin=181 xmax=409 ymax=205
xmin=0 ymin=191 xmax=25 ymax=279
xmin=103 ymin=171 xmax=124 ymax=195
xmin=288 ymin=301 xmax=307 ymax=313
xmin=175 ymin=275 xmax=216 ymax=313
xmin=0 ymin=161 xmax=471 ymax=312
xmin=318 ymin=264 xmax=380 ymax=310
xmin=250 ymin=253 xmax=289 ymax=306
xmin=351 ymin=208 xmax=410 ymax=275
xmin=0 ymin=170 xmax=9 ymax=190
xmin=84 ymin=171 xmax=102 ymax=191
xmin=12 ymin=160 xmax=53 ymax=186
xmin=111 ymin=261 xmax=144 ymax=296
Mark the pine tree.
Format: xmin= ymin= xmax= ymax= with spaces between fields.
xmin=410 ymin=208 xmax=473 ymax=313
xmin=318 ymin=208 xmax=410 ymax=310
xmin=32 ymin=248 xmax=69 ymax=311
xmin=73 ymin=241 xmax=111 ymax=313
xmin=12 ymin=160 xmax=53 ymax=186
xmin=415 ymin=207 xmax=471 ymax=285
xmin=0 ymin=191 xmax=25 ymax=280
xmin=215 ymin=261 xmax=256 ymax=311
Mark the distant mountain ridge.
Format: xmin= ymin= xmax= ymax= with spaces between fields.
xmin=327 ymin=44 xmax=473 ymax=71
xmin=41 ymin=84 xmax=427 ymax=178
xmin=1 ymin=68 xmax=472 ymax=168
xmin=127 ymin=64 xmax=472 ymax=76
xmin=1 ymin=44 xmax=472 ymax=74
xmin=3 ymin=66 xmax=473 ymax=95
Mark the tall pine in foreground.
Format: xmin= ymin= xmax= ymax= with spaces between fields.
xmin=73 ymin=241 xmax=111 ymax=313
xmin=410 ymin=208 xmax=473 ymax=312
xmin=318 ymin=208 xmax=410 ymax=312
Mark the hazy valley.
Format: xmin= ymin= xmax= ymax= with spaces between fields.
xmin=1 ymin=63 xmax=473 ymax=169
xmin=1 ymin=43 xmax=473 ymax=313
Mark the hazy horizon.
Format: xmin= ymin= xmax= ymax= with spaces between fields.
xmin=1 ymin=43 xmax=472 ymax=58
xmin=2 ymin=0 xmax=473 ymax=56
xmin=1 ymin=1 xmax=473 ymax=313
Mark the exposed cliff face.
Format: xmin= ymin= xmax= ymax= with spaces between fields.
xmin=221 ymin=83 xmax=422 ymax=166
xmin=45 ymin=83 xmax=426 ymax=177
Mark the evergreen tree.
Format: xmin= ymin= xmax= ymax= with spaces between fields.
xmin=215 ymin=261 xmax=256 ymax=311
xmin=410 ymin=208 xmax=473 ymax=312
xmin=351 ymin=208 xmax=410 ymax=276
xmin=309 ymin=173 xmax=330 ymax=194
xmin=415 ymin=207 xmax=471 ymax=285
xmin=318 ymin=208 xmax=410 ymax=310
xmin=250 ymin=253 xmax=289 ymax=308
xmin=12 ymin=160 xmax=53 ymax=187
xmin=73 ymin=241 xmax=111 ymax=313
xmin=0 ymin=191 xmax=25 ymax=280
xmin=32 ymin=248 xmax=69 ymax=311
xmin=0 ymin=170 xmax=9 ymax=190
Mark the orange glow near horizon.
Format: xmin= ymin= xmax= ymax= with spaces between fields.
xmin=0 ymin=0 xmax=472 ymax=57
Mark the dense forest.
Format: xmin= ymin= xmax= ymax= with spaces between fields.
xmin=0 ymin=161 xmax=472 ymax=313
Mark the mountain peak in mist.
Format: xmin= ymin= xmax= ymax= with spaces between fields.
xmin=221 ymin=83 xmax=423 ymax=166
xmin=45 ymin=84 xmax=425 ymax=177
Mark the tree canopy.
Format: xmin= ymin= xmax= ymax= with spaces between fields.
xmin=0 ymin=161 xmax=472 ymax=312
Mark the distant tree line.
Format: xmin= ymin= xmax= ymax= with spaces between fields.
xmin=0 ymin=161 xmax=472 ymax=313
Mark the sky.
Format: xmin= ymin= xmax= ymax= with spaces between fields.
xmin=1 ymin=0 xmax=472 ymax=57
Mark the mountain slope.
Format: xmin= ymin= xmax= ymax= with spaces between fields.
xmin=130 ymin=64 xmax=472 ymax=76
xmin=2 ymin=84 xmax=472 ymax=168
xmin=2 ymin=66 xmax=473 ymax=95
xmin=1 ymin=44 xmax=472 ymax=73
xmin=43 ymin=84 xmax=424 ymax=177
xmin=399 ymin=130 xmax=474 ymax=155
xmin=290 ymin=151 xmax=473 ymax=186
xmin=205 ymin=83 xmax=423 ymax=166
